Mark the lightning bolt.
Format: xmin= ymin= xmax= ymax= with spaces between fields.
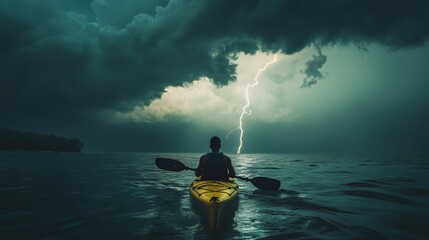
xmin=236 ymin=54 xmax=277 ymax=154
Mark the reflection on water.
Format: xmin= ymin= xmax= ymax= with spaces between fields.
xmin=0 ymin=152 xmax=428 ymax=239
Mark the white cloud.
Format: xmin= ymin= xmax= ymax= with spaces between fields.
xmin=112 ymin=50 xmax=315 ymax=126
xmin=113 ymin=77 xmax=235 ymax=124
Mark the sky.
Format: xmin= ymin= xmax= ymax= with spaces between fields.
xmin=1 ymin=0 xmax=428 ymax=153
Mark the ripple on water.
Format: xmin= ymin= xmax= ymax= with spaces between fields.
xmin=346 ymin=225 xmax=391 ymax=240
xmin=365 ymin=180 xmax=393 ymax=185
xmin=400 ymin=188 xmax=429 ymax=197
xmin=342 ymin=190 xmax=419 ymax=207
xmin=387 ymin=211 xmax=429 ymax=237
xmin=343 ymin=182 xmax=379 ymax=188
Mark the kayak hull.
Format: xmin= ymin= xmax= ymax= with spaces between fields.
xmin=190 ymin=178 xmax=239 ymax=231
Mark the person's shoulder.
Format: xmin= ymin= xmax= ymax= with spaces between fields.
xmin=223 ymin=154 xmax=232 ymax=161
xmin=200 ymin=154 xmax=207 ymax=161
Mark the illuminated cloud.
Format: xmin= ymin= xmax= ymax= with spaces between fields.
xmin=113 ymin=52 xmax=299 ymax=126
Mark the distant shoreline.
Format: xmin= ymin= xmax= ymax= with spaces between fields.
xmin=0 ymin=150 xmax=77 ymax=153
xmin=0 ymin=128 xmax=84 ymax=153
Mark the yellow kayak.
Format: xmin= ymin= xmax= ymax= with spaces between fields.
xmin=189 ymin=177 xmax=239 ymax=231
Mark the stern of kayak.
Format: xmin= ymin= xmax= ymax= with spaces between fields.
xmin=190 ymin=178 xmax=239 ymax=231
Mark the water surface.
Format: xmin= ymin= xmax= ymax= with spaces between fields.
xmin=0 ymin=152 xmax=428 ymax=239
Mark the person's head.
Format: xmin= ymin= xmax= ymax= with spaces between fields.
xmin=210 ymin=136 xmax=221 ymax=151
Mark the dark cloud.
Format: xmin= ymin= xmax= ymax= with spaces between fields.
xmin=301 ymin=47 xmax=328 ymax=88
xmin=1 ymin=0 xmax=429 ymax=150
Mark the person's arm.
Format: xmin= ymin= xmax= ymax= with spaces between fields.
xmin=225 ymin=156 xmax=235 ymax=178
xmin=195 ymin=155 xmax=206 ymax=177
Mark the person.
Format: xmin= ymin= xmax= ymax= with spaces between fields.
xmin=195 ymin=136 xmax=235 ymax=181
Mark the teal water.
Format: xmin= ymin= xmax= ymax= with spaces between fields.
xmin=0 ymin=152 xmax=428 ymax=239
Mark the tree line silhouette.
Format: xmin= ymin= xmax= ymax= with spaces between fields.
xmin=0 ymin=128 xmax=84 ymax=152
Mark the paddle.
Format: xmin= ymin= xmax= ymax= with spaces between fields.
xmin=155 ymin=157 xmax=196 ymax=172
xmin=234 ymin=176 xmax=281 ymax=191
xmin=155 ymin=157 xmax=281 ymax=191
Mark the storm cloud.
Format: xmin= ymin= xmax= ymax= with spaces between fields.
xmin=1 ymin=0 xmax=428 ymax=151
xmin=301 ymin=47 xmax=327 ymax=88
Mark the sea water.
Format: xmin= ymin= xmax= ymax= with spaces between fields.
xmin=0 ymin=152 xmax=428 ymax=239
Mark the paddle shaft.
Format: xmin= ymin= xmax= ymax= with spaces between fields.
xmin=185 ymin=164 xmax=245 ymax=179
xmin=155 ymin=157 xmax=280 ymax=190
xmin=185 ymin=166 xmax=241 ymax=178
xmin=185 ymin=166 xmax=196 ymax=171
xmin=234 ymin=176 xmax=250 ymax=182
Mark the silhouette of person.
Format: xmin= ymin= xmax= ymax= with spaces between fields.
xmin=195 ymin=136 xmax=236 ymax=181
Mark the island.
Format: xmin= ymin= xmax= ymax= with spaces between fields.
xmin=0 ymin=128 xmax=84 ymax=152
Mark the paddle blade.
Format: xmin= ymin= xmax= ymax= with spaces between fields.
xmin=155 ymin=158 xmax=186 ymax=172
xmin=250 ymin=177 xmax=281 ymax=191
